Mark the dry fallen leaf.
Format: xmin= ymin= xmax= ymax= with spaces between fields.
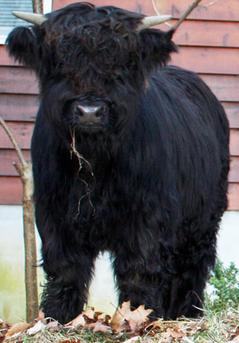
xmin=166 ymin=327 xmax=185 ymax=339
xmin=127 ymin=305 xmax=153 ymax=333
xmin=5 ymin=322 xmax=31 ymax=338
xmin=146 ymin=319 xmax=163 ymax=330
xmin=111 ymin=301 xmax=132 ymax=332
xmin=227 ymin=336 xmax=239 ymax=343
xmin=66 ymin=307 xmax=112 ymax=332
xmin=97 ymin=313 xmax=111 ymax=325
xmin=66 ymin=313 xmax=86 ymax=328
xmin=0 ymin=320 xmax=8 ymax=343
xmin=86 ymin=321 xmax=111 ymax=333
xmin=83 ymin=308 xmax=95 ymax=321
xmin=123 ymin=336 xmax=141 ymax=343
xmin=159 ymin=331 xmax=174 ymax=343
xmin=46 ymin=320 xmax=61 ymax=332
xmin=111 ymin=301 xmax=153 ymax=333
xmin=27 ymin=320 xmax=46 ymax=335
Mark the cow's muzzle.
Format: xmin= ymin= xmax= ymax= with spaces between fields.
xmin=71 ymin=100 xmax=109 ymax=131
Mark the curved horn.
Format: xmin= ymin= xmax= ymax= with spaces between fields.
xmin=12 ymin=11 xmax=47 ymax=25
xmin=137 ymin=15 xmax=172 ymax=31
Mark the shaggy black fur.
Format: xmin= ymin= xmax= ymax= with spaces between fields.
xmin=7 ymin=2 xmax=229 ymax=323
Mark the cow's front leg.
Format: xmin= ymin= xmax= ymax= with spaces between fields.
xmin=113 ymin=250 xmax=163 ymax=318
xmin=41 ymin=252 xmax=96 ymax=324
xmin=35 ymin=199 xmax=98 ymax=323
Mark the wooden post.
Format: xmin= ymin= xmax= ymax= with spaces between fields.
xmin=0 ymin=117 xmax=38 ymax=322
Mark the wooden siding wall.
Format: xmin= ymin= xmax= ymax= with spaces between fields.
xmin=0 ymin=0 xmax=238 ymax=209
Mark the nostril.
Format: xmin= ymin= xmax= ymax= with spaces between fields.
xmin=95 ymin=108 xmax=102 ymax=118
xmin=74 ymin=105 xmax=84 ymax=116
xmin=79 ymin=108 xmax=84 ymax=116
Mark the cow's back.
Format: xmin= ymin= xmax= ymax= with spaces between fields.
xmin=138 ymin=65 xmax=230 ymax=220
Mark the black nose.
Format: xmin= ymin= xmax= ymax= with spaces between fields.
xmin=74 ymin=104 xmax=103 ymax=125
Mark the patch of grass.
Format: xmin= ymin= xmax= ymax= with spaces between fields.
xmin=193 ymin=308 xmax=239 ymax=343
xmin=11 ymin=328 xmax=129 ymax=343
xmin=205 ymin=261 xmax=239 ymax=313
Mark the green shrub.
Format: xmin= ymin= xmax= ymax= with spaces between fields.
xmin=206 ymin=260 xmax=239 ymax=312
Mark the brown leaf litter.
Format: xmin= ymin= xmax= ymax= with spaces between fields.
xmin=1 ymin=303 xmax=238 ymax=343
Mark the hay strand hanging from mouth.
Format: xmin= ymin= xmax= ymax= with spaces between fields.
xmin=70 ymin=128 xmax=94 ymax=176
xmin=70 ymin=129 xmax=95 ymax=218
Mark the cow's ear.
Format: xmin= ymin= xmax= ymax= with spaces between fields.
xmin=6 ymin=26 xmax=40 ymax=68
xmin=139 ymin=29 xmax=177 ymax=70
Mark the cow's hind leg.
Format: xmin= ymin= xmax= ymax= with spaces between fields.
xmin=41 ymin=253 xmax=96 ymax=324
xmin=113 ymin=251 xmax=164 ymax=318
xmin=163 ymin=216 xmax=221 ymax=319
xmin=164 ymin=171 xmax=228 ymax=319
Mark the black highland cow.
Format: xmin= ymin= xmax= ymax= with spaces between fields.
xmin=7 ymin=2 xmax=229 ymax=323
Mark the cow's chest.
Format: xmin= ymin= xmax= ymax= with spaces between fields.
xmin=69 ymin=168 xmax=135 ymax=248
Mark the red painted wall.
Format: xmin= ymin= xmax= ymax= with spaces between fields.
xmin=0 ymin=0 xmax=238 ymax=209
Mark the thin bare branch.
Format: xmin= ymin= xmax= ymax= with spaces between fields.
xmin=170 ymin=0 xmax=203 ymax=32
xmin=150 ymin=0 xmax=172 ymax=28
xmin=0 ymin=117 xmax=26 ymax=167
xmin=13 ymin=161 xmax=24 ymax=178
xmin=151 ymin=0 xmax=160 ymax=16
xmin=205 ymin=0 xmax=220 ymax=7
